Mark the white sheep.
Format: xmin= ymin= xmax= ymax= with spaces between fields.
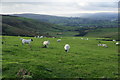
xmin=37 ymin=36 xmax=40 ymax=38
xmin=98 ymin=44 xmax=102 ymax=46
xmin=40 ymin=36 xmax=43 ymax=38
xmin=81 ymin=38 xmax=83 ymax=40
xmin=113 ymin=40 xmax=116 ymax=41
xmin=116 ymin=42 xmax=120 ymax=46
xmin=22 ymin=39 xmax=33 ymax=45
xmin=98 ymin=44 xmax=108 ymax=48
xmin=43 ymin=40 xmax=50 ymax=48
xmin=102 ymin=44 xmax=108 ymax=48
xmin=64 ymin=44 xmax=70 ymax=52
xmin=57 ymin=39 xmax=61 ymax=42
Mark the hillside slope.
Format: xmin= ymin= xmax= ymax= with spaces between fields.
xmin=2 ymin=15 xmax=65 ymax=36
xmin=12 ymin=13 xmax=117 ymax=27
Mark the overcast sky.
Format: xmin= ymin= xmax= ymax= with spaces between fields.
xmin=1 ymin=0 xmax=118 ymax=17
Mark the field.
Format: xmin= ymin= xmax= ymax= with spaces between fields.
xmin=85 ymin=27 xmax=118 ymax=39
xmin=2 ymin=36 xmax=119 ymax=79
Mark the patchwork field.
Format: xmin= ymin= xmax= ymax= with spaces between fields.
xmin=2 ymin=36 xmax=119 ymax=79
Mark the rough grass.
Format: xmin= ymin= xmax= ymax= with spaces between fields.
xmin=2 ymin=36 xmax=119 ymax=79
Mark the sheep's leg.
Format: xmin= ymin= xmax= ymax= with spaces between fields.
xmin=67 ymin=49 xmax=69 ymax=52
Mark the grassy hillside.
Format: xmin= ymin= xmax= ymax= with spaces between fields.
xmin=2 ymin=15 xmax=118 ymax=40
xmin=84 ymin=27 xmax=119 ymax=40
xmin=13 ymin=13 xmax=117 ymax=27
xmin=2 ymin=36 xmax=119 ymax=79
xmin=2 ymin=15 xmax=66 ymax=36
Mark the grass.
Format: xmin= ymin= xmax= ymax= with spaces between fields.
xmin=85 ymin=27 xmax=118 ymax=39
xmin=2 ymin=36 xmax=119 ymax=79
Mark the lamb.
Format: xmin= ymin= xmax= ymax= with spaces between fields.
xmin=22 ymin=39 xmax=33 ymax=45
xmin=57 ymin=39 xmax=61 ymax=42
xmin=43 ymin=40 xmax=50 ymax=48
xmin=64 ymin=44 xmax=70 ymax=52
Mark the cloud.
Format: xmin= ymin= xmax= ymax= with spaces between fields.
xmin=1 ymin=1 xmax=118 ymax=16
xmin=1 ymin=0 xmax=120 ymax=2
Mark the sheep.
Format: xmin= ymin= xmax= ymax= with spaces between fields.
xmin=86 ymin=38 xmax=89 ymax=40
xmin=57 ymin=39 xmax=61 ymax=42
xmin=113 ymin=40 xmax=116 ymax=41
xmin=22 ymin=39 xmax=33 ymax=45
xmin=37 ymin=36 xmax=40 ymax=38
xmin=43 ymin=40 xmax=50 ymax=48
xmin=102 ymin=44 xmax=108 ymax=48
xmin=116 ymin=42 xmax=120 ymax=46
xmin=81 ymin=38 xmax=83 ymax=40
xmin=98 ymin=44 xmax=108 ymax=48
xmin=40 ymin=36 xmax=43 ymax=38
xmin=98 ymin=44 xmax=102 ymax=46
xmin=64 ymin=44 xmax=70 ymax=52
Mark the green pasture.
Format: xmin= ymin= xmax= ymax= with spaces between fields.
xmin=2 ymin=36 xmax=119 ymax=79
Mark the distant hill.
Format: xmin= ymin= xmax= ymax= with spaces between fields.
xmin=64 ymin=13 xmax=118 ymax=20
xmin=2 ymin=15 xmax=118 ymax=40
xmin=2 ymin=15 xmax=65 ymax=36
xmin=12 ymin=13 xmax=117 ymax=27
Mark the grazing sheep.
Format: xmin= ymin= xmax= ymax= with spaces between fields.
xmin=43 ymin=40 xmax=50 ymax=48
xmin=98 ymin=44 xmax=108 ymax=48
xmin=64 ymin=44 xmax=70 ymax=52
xmin=37 ymin=36 xmax=40 ymax=38
xmin=40 ymin=36 xmax=43 ymax=38
xmin=98 ymin=44 xmax=102 ymax=46
xmin=86 ymin=38 xmax=89 ymax=40
xmin=57 ymin=39 xmax=61 ymax=42
xmin=102 ymin=44 xmax=108 ymax=48
xmin=22 ymin=39 xmax=33 ymax=45
xmin=81 ymin=38 xmax=83 ymax=40
xmin=113 ymin=40 xmax=116 ymax=41
xmin=116 ymin=42 xmax=120 ymax=46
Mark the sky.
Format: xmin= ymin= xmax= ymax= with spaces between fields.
xmin=1 ymin=0 xmax=119 ymax=17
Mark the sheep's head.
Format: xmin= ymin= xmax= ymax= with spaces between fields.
xmin=31 ymin=39 xmax=33 ymax=41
